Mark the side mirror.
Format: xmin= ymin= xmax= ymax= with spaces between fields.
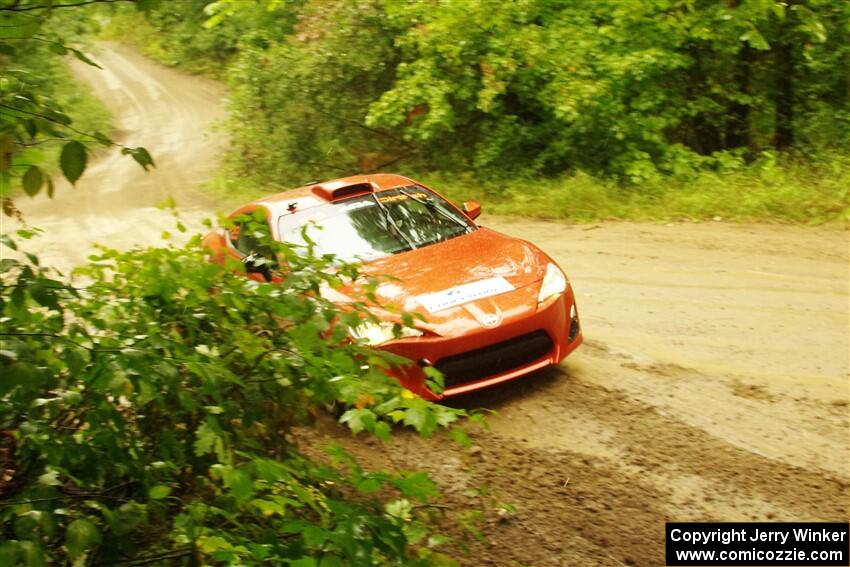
xmin=462 ymin=201 xmax=482 ymax=220
xmin=242 ymin=253 xmax=273 ymax=282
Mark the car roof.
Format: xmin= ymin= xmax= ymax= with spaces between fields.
xmin=253 ymin=173 xmax=416 ymax=208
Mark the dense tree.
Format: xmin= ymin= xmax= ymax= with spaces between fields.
xmin=136 ymin=0 xmax=848 ymax=184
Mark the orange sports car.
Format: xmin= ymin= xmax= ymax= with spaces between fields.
xmin=203 ymin=174 xmax=582 ymax=400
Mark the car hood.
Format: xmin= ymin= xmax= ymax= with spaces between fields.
xmin=325 ymin=227 xmax=550 ymax=337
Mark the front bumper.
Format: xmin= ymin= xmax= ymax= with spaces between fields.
xmin=380 ymin=287 xmax=582 ymax=400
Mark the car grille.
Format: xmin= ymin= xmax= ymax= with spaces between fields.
xmin=436 ymin=330 xmax=554 ymax=388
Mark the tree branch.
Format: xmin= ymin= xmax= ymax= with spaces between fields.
xmin=0 ymin=103 xmax=108 ymax=144
xmin=364 ymin=148 xmax=419 ymax=173
xmin=0 ymin=331 xmax=105 ymax=353
xmin=309 ymin=109 xmax=414 ymax=147
xmin=0 ymin=0 xmax=136 ymax=13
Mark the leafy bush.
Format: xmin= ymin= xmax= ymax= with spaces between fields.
xmin=107 ymin=0 xmax=849 ymax=223
xmin=0 ymin=230 xmax=461 ymax=565
xmin=125 ymin=0 xmax=849 ymax=183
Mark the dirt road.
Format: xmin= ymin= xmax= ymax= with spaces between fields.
xmin=13 ymin=44 xmax=850 ymax=565
xmin=14 ymin=42 xmax=226 ymax=269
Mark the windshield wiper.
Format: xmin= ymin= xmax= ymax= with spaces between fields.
xmin=370 ymin=192 xmax=418 ymax=251
xmin=399 ymin=187 xmax=473 ymax=234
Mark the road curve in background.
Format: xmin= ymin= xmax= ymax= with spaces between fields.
xmin=14 ymin=42 xmax=224 ymax=269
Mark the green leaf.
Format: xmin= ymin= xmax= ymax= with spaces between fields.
xmin=65 ymin=519 xmax=100 ymax=559
xmin=148 ymin=485 xmax=171 ymax=500
xmin=64 ymin=346 xmax=88 ymax=375
xmin=92 ymin=131 xmax=112 ymax=145
xmin=199 ymin=536 xmax=232 ymax=553
xmin=22 ymin=165 xmax=43 ymax=197
xmin=24 ymin=119 xmax=37 ymax=139
xmin=19 ymin=541 xmax=45 ymax=567
xmin=356 ymin=477 xmax=382 ymax=493
xmin=0 ymin=233 xmax=17 ymax=250
xmin=48 ymin=42 xmax=68 ymax=55
xmin=340 ymin=408 xmax=376 ymax=434
xmin=448 ymin=427 xmax=472 ymax=448
xmin=403 ymin=405 xmax=438 ymax=436
xmin=38 ymin=469 xmax=61 ymax=486
xmin=302 ymin=525 xmax=326 ymax=547
xmin=60 ymin=141 xmax=87 ymax=185
xmin=394 ymin=472 xmax=438 ymax=500
xmin=45 ymin=109 xmax=72 ymax=126
xmin=0 ymin=362 xmax=45 ymax=396
xmin=251 ymin=498 xmax=285 ymax=517
xmin=136 ymin=0 xmax=163 ymax=14
xmin=0 ymin=14 xmax=41 ymax=39
xmin=69 ymin=48 xmax=101 ymax=69
xmin=423 ymin=365 xmax=444 ymax=393
xmin=194 ymin=420 xmax=222 ymax=456
xmin=740 ymin=28 xmax=770 ymax=51
xmin=28 ymin=279 xmax=61 ymax=311
xmin=122 ymin=146 xmax=156 ymax=171
xmin=0 ymin=541 xmax=21 ymax=565
xmin=108 ymin=502 xmax=146 ymax=536
xmin=222 ymin=467 xmax=253 ymax=504
xmin=130 ymin=147 xmax=155 ymax=170
xmin=385 ymin=498 xmax=413 ymax=520
xmin=374 ymin=421 xmax=391 ymax=441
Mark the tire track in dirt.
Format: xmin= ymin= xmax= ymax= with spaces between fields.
xmin=304 ymin=358 xmax=847 ymax=565
xmin=476 ymin=366 xmax=847 ymax=520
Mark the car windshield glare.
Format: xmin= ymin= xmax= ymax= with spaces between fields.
xmin=277 ymin=186 xmax=475 ymax=263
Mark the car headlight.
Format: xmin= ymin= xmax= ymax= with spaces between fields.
xmin=351 ymin=321 xmax=423 ymax=346
xmin=537 ymin=262 xmax=568 ymax=304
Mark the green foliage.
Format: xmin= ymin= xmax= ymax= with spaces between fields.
xmin=58 ymin=140 xmax=87 ymax=184
xmin=122 ymin=0 xmax=850 ymax=189
xmin=220 ymin=0 xmax=408 ymax=184
xmin=366 ymin=0 xmax=850 ymax=180
xmin=427 ymin=152 xmax=850 ymax=223
xmin=100 ymin=0 xmax=299 ymax=78
xmin=0 ymin=230 xmax=461 ymax=565
xmin=0 ymin=0 xmax=150 ymax=211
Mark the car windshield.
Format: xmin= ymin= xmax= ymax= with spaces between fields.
xmin=277 ymin=185 xmax=475 ymax=263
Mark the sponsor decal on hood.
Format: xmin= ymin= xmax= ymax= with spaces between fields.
xmin=417 ymin=277 xmax=515 ymax=313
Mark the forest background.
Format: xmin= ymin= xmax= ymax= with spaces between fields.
xmin=105 ymin=0 xmax=850 ymax=222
